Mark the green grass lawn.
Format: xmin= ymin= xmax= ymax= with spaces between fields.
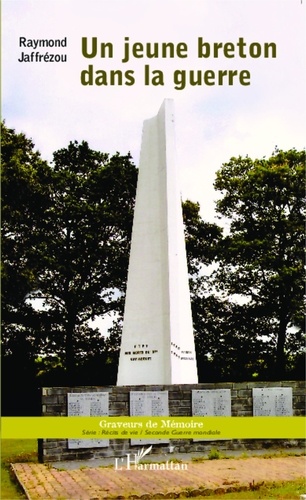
xmin=1 ymin=439 xmax=38 ymax=500
xmin=201 ymin=478 xmax=305 ymax=499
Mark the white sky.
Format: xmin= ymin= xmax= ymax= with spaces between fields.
xmin=2 ymin=0 xmax=306 ymax=224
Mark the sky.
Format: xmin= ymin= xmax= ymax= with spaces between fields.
xmin=2 ymin=0 xmax=306 ymax=226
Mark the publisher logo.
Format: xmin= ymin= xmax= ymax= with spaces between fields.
xmin=114 ymin=446 xmax=188 ymax=471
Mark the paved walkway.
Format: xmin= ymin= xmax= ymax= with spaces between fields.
xmin=12 ymin=455 xmax=306 ymax=499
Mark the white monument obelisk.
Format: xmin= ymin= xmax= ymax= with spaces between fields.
xmin=117 ymin=100 xmax=198 ymax=385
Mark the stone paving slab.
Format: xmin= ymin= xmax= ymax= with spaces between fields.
xmin=12 ymin=456 xmax=306 ymax=500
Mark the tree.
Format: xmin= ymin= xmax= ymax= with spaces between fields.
xmin=32 ymin=141 xmax=137 ymax=382
xmin=1 ymin=122 xmax=54 ymax=414
xmin=1 ymin=122 xmax=52 ymax=354
xmin=1 ymin=125 xmax=138 ymax=386
xmin=182 ymin=199 xmax=222 ymax=276
xmin=212 ymin=148 xmax=305 ymax=378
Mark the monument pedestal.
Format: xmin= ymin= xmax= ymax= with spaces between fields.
xmin=39 ymin=381 xmax=302 ymax=463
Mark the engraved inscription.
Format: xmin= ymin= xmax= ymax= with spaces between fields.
xmin=171 ymin=341 xmax=195 ymax=360
xmin=192 ymin=390 xmax=231 ymax=417
xmin=130 ymin=391 xmax=169 ymax=445
xmin=252 ymin=388 xmax=293 ymax=416
xmin=68 ymin=392 xmax=109 ymax=449
xmin=192 ymin=389 xmax=231 ymax=442
xmin=123 ymin=343 xmax=159 ymax=362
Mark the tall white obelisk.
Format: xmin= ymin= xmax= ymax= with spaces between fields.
xmin=117 ymin=100 xmax=198 ymax=385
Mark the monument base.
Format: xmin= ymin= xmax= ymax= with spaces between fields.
xmin=39 ymin=381 xmax=305 ymax=463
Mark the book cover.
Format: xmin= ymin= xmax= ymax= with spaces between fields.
xmin=2 ymin=0 xmax=305 ymax=498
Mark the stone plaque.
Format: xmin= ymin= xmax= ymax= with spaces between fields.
xmin=130 ymin=391 xmax=169 ymax=445
xmin=252 ymin=387 xmax=293 ymax=416
xmin=192 ymin=389 xmax=231 ymax=442
xmin=192 ymin=390 xmax=231 ymax=416
xmin=68 ymin=392 xmax=109 ymax=449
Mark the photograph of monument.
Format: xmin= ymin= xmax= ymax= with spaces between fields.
xmin=1 ymin=0 xmax=305 ymax=498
